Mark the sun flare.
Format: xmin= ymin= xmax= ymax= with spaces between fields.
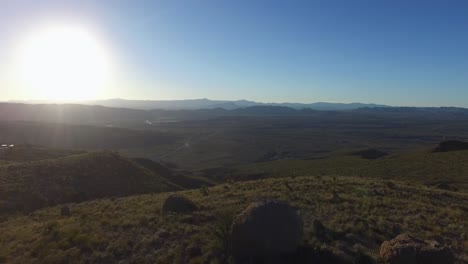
xmin=16 ymin=24 xmax=111 ymax=100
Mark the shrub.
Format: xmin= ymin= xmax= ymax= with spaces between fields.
xmin=212 ymin=210 xmax=235 ymax=257
xmin=200 ymin=185 xmax=209 ymax=196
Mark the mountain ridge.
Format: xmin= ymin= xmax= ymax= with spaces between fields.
xmin=8 ymin=98 xmax=390 ymax=111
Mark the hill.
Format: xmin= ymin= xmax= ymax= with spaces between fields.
xmin=222 ymin=147 xmax=468 ymax=192
xmin=0 ymin=176 xmax=465 ymax=263
xmin=0 ymin=145 xmax=84 ymax=165
xmin=0 ymin=151 xmax=178 ymax=214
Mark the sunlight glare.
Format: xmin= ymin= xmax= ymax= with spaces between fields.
xmin=17 ymin=24 xmax=111 ymax=100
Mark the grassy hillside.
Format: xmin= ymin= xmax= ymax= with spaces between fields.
xmin=0 ymin=151 xmax=178 ymax=214
xmin=0 ymin=145 xmax=84 ymax=165
xmin=0 ymin=176 xmax=465 ymax=263
xmin=230 ymin=148 xmax=468 ymax=192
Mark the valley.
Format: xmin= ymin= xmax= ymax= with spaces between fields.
xmin=0 ymin=104 xmax=467 ymax=263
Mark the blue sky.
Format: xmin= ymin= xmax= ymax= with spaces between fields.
xmin=1 ymin=0 xmax=467 ymax=106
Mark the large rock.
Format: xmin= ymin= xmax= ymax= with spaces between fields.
xmin=230 ymin=199 xmax=303 ymax=260
xmin=161 ymin=194 xmax=197 ymax=214
xmin=379 ymin=234 xmax=454 ymax=264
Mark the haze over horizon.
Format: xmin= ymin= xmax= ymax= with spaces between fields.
xmin=1 ymin=1 xmax=468 ymax=107
xmin=8 ymin=97 xmax=468 ymax=111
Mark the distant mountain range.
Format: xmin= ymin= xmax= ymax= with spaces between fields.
xmin=2 ymin=102 xmax=468 ymax=127
xmin=90 ymin=98 xmax=391 ymax=110
xmin=10 ymin=98 xmax=389 ymax=111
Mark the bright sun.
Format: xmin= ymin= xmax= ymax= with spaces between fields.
xmin=17 ymin=24 xmax=111 ymax=100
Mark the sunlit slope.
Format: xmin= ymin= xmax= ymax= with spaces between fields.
xmin=0 ymin=176 xmax=465 ymax=263
xmin=0 ymin=151 xmax=179 ymax=213
xmin=233 ymin=149 xmax=468 ymax=191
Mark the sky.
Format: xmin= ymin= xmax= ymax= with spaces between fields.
xmin=0 ymin=0 xmax=467 ymax=106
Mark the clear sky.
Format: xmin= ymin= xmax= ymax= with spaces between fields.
xmin=0 ymin=0 xmax=467 ymax=106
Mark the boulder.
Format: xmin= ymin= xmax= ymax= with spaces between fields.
xmin=380 ymin=234 xmax=454 ymax=264
xmin=161 ymin=194 xmax=197 ymax=214
xmin=230 ymin=199 xmax=303 ymax=260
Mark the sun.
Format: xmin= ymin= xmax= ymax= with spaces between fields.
xmin=17 ymin=24 xmax=111 ymax=100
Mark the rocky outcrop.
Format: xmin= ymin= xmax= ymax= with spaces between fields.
xmin=380 ymin=234 xmax=454 ymax=264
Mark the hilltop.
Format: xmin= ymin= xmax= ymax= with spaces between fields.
xmin=0 ymin=176 xmax=465 ymax=263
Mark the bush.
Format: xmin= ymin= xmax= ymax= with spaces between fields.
xmin=212 ymin=210 xmax=235 ymax=257
xmin=200 ymin=185 xmax=209 ymax=196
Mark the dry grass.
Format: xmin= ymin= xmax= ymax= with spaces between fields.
xmin=0 ymin=176 xmax=466 ymax=263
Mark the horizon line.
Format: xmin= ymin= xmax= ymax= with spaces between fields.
xmin=2 ymin=98 xmax=468 ymax=109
